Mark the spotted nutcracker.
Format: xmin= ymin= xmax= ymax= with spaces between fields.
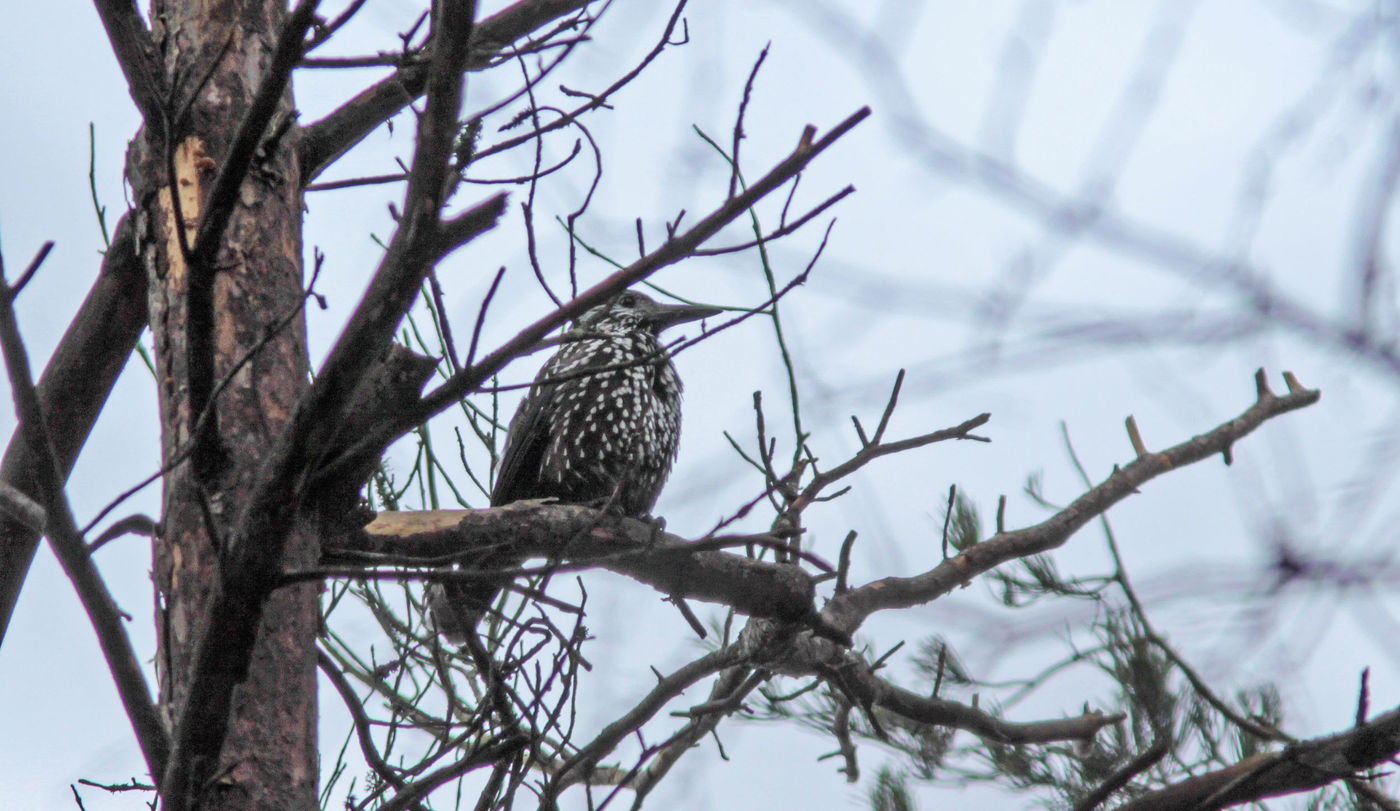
xmin=430 ymin=290 xmax=720 ymax=641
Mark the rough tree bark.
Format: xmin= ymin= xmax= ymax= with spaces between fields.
xmin=126 ymin=0 xmax=318 ymax=807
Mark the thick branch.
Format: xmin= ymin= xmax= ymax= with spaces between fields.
xmin=308 ymin=344 xmax=439 ymax=516
xmin=1115 ymin=704 xmax=1400 ymax=810
xmin=304 ymin=190 xmax=508 ymax=495
xmin=92 ymin=0 xmax=165 ymax=123
xmin=822 ymin=370 xmax=1321 ymax=637
xmin=0 ymin=217 xmax=146 ymax=647
xmin=323 ymin=503 xmax=825 ymax=630
xmin=434 ymin=197 xmax=520 ymax=262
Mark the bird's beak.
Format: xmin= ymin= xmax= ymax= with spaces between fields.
xmin=649 ymin=302 xmax=722 ymax=332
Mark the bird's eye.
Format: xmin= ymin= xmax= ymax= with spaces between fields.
xmin=618 ymin=293 xmax=636 ymax=307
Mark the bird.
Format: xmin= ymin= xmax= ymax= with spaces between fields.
xmin=429 ymin=289 xmax=720 ymax=642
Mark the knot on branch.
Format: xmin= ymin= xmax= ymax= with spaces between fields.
xmin=307 ymin=344 xmax=437 ymax=524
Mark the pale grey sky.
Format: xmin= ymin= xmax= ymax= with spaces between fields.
xmin=2 ymin=1 xmax=1397 ymax=808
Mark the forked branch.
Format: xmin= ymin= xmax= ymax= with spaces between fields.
xmin=822 ymin=370 xmax=1321 ymax=637
xmin=0 ymin=247 xmax=169 ymax=783
xmin=409 ymin=106 xmax=871 ymax=426
xmin=298 ymin=0 xmax=597 ymax=181
xmin=1115 ymin=703 xmax=1400 ymax=811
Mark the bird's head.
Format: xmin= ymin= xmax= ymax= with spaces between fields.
xmin=575 ymin=290 xmax=721 ymax=337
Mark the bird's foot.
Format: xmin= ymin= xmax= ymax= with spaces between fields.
xmin=641 ymin=514 xmax=667 ymax=546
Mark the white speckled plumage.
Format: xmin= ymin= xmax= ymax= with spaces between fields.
xmin=492 ymin=291 xmax=715 ymax=516
xmin=430 ymin=291 xmax=719 ymax=639
xmin=490 ymin=291 xmax=722 ymax=518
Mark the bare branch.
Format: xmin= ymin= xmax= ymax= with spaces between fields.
xmin=0 ymin=217 xmax=145 ymax=646
xmin=378 ymin=734 xmax=529 ymax=811
xmin=689 ymin=185 xmax=854 ymax=256
xmin=792 ymin=411 xmax=992 ymax=515
xmin=0 ymin=482 xmax=44 ymax=532
xmin=1073 ymin=735 xmax=1170 ymax=811
xmin=9 ymin=241 xmax=54 ymax=297
xmin=316 ymin=648 xmax=415 ymax=803
xmin=828 ymin=697 xmax=859 ymax=782
xmin=298 ymin=0 xmax=596 ymax=181
xmin=549 ymin=648 xmax=743 ymax=792
xmin=322 ymin=503 xmax=827 ymax=633
xmin=0 ymin=249 xmax=169 ymax=782
xmin=823 ymin=370 xmax=1320 ymax=637
xmin=435 ymin=194 xmax=516 ymax=261
xmin=408 ymin=106 xmax=871 ymax=427
xmin=91 ymin=0 xmax=166 ymax=123
xmin=1115 ymin=704 xmax=1400 ymax=811
xmin=745 ymin=620 xmax=1122 ymax=746
xmin=626 ymin=665 xmax=758 ymax=801
xmin=469 ymin=1 xmax=686 ymax=166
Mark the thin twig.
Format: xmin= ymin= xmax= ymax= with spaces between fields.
xmin=316 ymin=648 xmax=420 ymax=805
xmin=826 ymin=371 xmax=1319 ymax=637
xmin=1072 ymin=735 xmax=1170 ymax=811
xmin=10 ymin=242 xmax=54 ymax=297
xmin=410 ymin=107 xmax=871 ymax=428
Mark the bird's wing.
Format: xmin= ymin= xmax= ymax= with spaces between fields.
xmin=489 ymin=379 xmax=556 ymax=507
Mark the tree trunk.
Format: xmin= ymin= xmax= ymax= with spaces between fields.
xmin=129 ymin=0 xmax=318 ymax=807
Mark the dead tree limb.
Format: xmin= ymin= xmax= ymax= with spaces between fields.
xmin=0 ymin=216 xmax=146 ymax=647
xmin=1114 ymin=704 xmax=1400 ymax=810
xmin=322 ymin=504 xmax=825 ymax=633
xmin=822 ymin=369 xmax=1321 ymax=638
xmin=0 ymin=245 xmax=169 ymax=783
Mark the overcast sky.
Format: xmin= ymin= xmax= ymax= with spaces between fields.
xmin=2 ymin=1 xmax=1397 ymax=808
